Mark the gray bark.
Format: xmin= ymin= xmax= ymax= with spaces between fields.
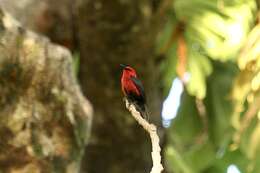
xmin=0 ymin=8 xmax=92 ymax=173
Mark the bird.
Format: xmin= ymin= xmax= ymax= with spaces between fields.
xmin=120 ymin=64 xmax=148 ymax=119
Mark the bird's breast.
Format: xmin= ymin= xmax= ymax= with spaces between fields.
xmin=121 ymin=77 xmax=140 ymax=96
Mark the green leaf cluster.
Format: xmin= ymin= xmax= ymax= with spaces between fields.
xmin=158 ymin=0 xmax=259 ymax=172
xmin=231 ymin=22 xmax=260 ymax=173
xmin=158 ymin=0 xmax=256 ymax=99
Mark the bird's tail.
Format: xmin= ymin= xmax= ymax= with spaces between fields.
xmin=135 ymin=103 xmax=150 ymax=121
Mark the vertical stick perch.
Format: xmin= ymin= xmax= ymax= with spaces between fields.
xmin=125 ymin=99 xmax=164 ymax=173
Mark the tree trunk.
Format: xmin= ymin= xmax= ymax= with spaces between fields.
xmin=0 ymin=0 xmax=77 ymax=50
xmin=0 ymin=1 xmax=165 ymax=172
xmin=77 ymin=1 xmax=162 ymax=173
xmin=0 ymin=8 xmax=92 ymax=173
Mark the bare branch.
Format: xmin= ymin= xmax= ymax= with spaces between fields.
xmin=125 ymin=99 xmax=164 ymax=173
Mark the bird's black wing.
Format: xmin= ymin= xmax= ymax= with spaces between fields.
xmin=130 ymin=77 xmax=147 ymax=118
xmin=130 ymin=77 xmax=146 ymax=102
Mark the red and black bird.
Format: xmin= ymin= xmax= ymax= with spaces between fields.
xmin=120 ymin=64 xmax=148 ymax=119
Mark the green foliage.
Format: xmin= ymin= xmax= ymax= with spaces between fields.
xmin=205 ymin=62 xmax=238 ymax=147
xmin=160 ymin=0 xmax=259 ymax=173
xmin=168 ymin=92 xmax=203 ymax=145
xmin=72 ymin=52 xmax=80 ymax=77
xmin=231 ymin=22 xmax=260 ymax=173
xmin=158 ymin=0 xmax=256 ymax=99
xmin=186 ymin=45 xmax=212 ymax=99
xmin=165 ymin=92 xmax=216 ymax=173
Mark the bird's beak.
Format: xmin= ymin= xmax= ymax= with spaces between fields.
xmin=120 ymin=64 xmax=127 ymax=69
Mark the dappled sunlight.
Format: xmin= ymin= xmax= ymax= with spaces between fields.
xmin=161 ymin=77 xmax=183 ymax=127
xmin=227 ymin=164 xmax=241 ymax=173
xmin=158 ymin=0 xmax=260 ymax=173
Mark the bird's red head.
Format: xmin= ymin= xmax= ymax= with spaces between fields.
xmin=120 ymin=64 xmax=137 ymax=78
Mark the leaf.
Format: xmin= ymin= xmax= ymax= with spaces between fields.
xmin=205 ymin=149 xmax=250 ymax=173
xmin=165 ymin=92 xmax=205 ymax=172
xmin=161 ymin=41 xmax=178 ymax=94
xmin=168 ymin=92 xmax=203 ymax=146
xmin=183 ymin=141 xmax=216 ymax=172
xmin=165 ymin=146 xmax=194 ymax=173
xmin=158 ymin=0 xmax=256 ymax=99
xmin=205 ymin=62 xmax=238 ymax=147
xmin=186 ymin=47 xmax=212 ymax=99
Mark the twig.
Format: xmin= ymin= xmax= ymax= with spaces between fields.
xmin=125 ymin=99 xmax=164 ymax=173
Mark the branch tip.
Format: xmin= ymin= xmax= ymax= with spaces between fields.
xmin=124 ymin=98 xmax=163 ymax=173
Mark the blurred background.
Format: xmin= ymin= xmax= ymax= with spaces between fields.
xmin=0 ymin=0 xmax=260 ymax=173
